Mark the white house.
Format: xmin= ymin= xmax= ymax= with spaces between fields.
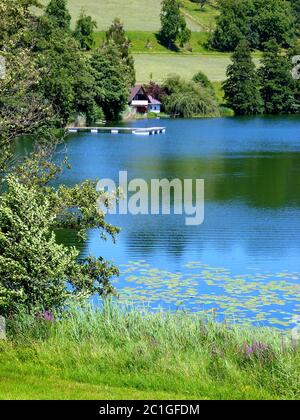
xmin=148 ymin=95 xmax=161 ymax=114
xmin=129 ymin=84 xmax=161 ymax=114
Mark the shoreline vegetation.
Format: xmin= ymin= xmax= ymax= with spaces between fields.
xmin=30 ymin=0 xmax=299 ymax=122
xmin=1 ymin=303 xmax=299 ymax=400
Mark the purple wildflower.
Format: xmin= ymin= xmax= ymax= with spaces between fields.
xmin=39 ymin=311 xmax=55 ymax=322
xmin=242 ymin=341 xmax=273 ymax=363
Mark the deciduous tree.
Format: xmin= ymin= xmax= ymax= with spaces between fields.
xmin=159 ymin=0 xmax=191 ymax=49
xmin=91 ymin=44 xmax=129 ymax=121
xmin=210 ymin=0 xmax=295 ymax=52
xmin=163 ymin=75 xmax=219 ymax=118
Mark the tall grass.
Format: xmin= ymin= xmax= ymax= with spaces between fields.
xmin=1 ymin=303 xmax=300 ymax=400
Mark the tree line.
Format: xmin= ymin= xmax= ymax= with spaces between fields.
xmin=159 ymin=0 xmax=299 ymax=53
xmin=210 ymin=0 xmax=298 ymax=52
xmin=0 ymin=0 xmax=130 ymax=317
xmin=224 ymin=39 xmax=300 ymax=115
xmin=1 ymin=0 xmax=134 ymax=133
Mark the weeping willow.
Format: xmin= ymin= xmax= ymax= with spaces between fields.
xmin=163 ymin=75 xmax=220 ymax=118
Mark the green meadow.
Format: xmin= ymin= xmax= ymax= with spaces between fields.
xmin=93 ymin=30 xmax=262 ymax=84
xmin=39 ymin=0 xmax=219 ymax=31
xmin=93 ymin=31 xmax=232 ymax=83
xmin=0 ymin=305 xmax=299 ymax=400
xmin=93 ymin=31 xmax=212 ymax=53
xmin=38 ymin=1 xmax=233 ymax=83
xmin=39 ymin=0 xmax=162 ymax=31
xmin=133 ymin=53 xmax=232 ymax=83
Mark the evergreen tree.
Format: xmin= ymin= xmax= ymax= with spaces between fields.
xmin=105 ymin=18 xmax=136 ymax=86
xmin=74 ymin=10 xmax=97 ymax=51
xmin=223 ymin=39 xmax=263 ymax=115
xmin=45 ymin=0 xmax=71 ymax=31
xmin=259 ymin=40 xmax=296 ymax=114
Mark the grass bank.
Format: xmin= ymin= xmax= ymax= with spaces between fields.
xmin=0 ymin=305 xmax=299 ymax=400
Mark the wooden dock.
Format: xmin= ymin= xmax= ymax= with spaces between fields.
xmin=67 ymin=127 xmax=166 ymax=136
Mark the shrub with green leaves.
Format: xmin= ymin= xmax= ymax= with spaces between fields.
xmin=0 ymin=175 xmax=119 ymax=317
xmin=193 ymin=71 xmax=214 ymax=91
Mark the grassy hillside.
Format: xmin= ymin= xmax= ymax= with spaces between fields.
xmin=1 ymin=306 xmax=299 ymax=400
xmin=39 ymin=0 xmax=162 ymax=31
xmin=40 ymin=0 xmax=219 ymax=31
xmin=38 ymin=1 xmax=229 ymax=83
xmin=181 ymin=0 xmax=220 ymax=31
xmin=94 ymin=31 xmax=211 ymax=53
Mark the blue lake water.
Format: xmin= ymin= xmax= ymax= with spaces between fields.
xmin=19 ymin=116 xmax=300 ymax=328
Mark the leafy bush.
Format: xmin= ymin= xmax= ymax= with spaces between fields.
xmin=0 ymin=175 xmax=118 ymax=317
xmin=193 ymin=71 xmax=214 ymax=91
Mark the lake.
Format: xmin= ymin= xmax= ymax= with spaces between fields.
xmin=18 ymin=116 xmax=300 ymax=328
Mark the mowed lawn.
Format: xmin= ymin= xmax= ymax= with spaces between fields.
xmin=134 ymin=54 xmax=232 ymax=83
xmin=0 ymin=373 xmax=194 ymax=400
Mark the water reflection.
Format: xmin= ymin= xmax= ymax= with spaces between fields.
xmin=16 ymin=116 xmax=300 ymax=327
